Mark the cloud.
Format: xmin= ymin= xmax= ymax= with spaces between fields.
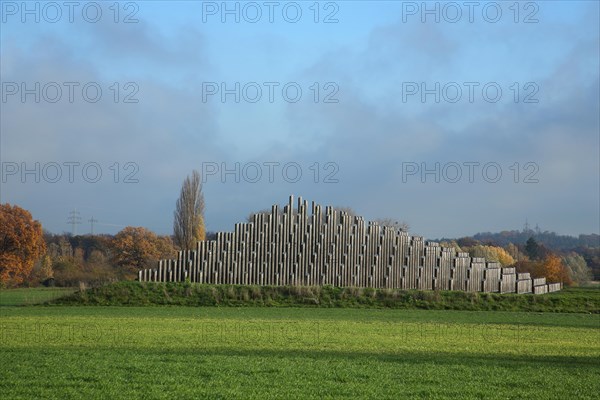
xmin=1 ymin=2 xmax=598 ymax=238
xmin=1 ymin=25 xmax=221 ymax=234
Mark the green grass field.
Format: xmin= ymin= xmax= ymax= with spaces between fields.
xmin=1 ymin=304 xmax=599 ymax=399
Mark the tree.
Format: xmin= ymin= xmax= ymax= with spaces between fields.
xmin=561 ymin=253 xmax=592 ymax=286
xmin=247 ymin=209 xmax=277 ymax=223
xmin=111 ymin=227 xmax=176 ymax=275
xmin=174 ymin=170 xmax=206 ymax=250
xmin=525 ymin=237 xmax=540 ymax=260
xmin=333 ymin=206 xmax=357 ymax=216
xmin=513 ymin=260 xmax=544 ymax=278
xmin=575 ymin=246 xmax=600 ymax=280
xmin=0 ymin=204 xmax=47 ymax=286
xmin=469 ymin=245 xmax=515 ymax=266
xmin=514 ymin=254 xmax=572 ymax=286
xmin=457 ymin=237 xmax=480 ymax=248
xmin=506 ymin=243 xmax=525 ymax=262
xmin=440 ymin=241 xmax=462 ymax=253
xmin=542 ymin=254 xmax=572 ymax=285
xmin=39 ymin=255 xmax=54 ymax=280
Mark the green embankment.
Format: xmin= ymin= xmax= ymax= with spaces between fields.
xmin=46 ymin=281 xmax=600 ymax=313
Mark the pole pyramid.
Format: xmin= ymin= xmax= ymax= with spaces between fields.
xmin=139 ymin=195 xmax=561 ymax=294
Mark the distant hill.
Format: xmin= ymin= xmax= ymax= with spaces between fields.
xmin=435 ymin=231 xmax=599 ymax=250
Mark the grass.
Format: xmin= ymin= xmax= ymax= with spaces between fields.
xmin=0 ymin=287 xmax=76 ymax=306
xmin=0 ymin=306 xmax=598 ymax=399
xmin=47 ymin=281 xmax=600 ymax=313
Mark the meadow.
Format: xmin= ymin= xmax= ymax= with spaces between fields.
xmin=1 ymin=292 xmax=599 ymax=399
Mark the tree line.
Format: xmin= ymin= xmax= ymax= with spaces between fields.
xmin=1 ymin=172 xmax=597 ymax=287
xmin=1 ymin=170 xmax=206 ymax=288
xmin=439 ymin=232 xmax=599 ymax=283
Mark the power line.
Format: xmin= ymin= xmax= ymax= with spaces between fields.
xmin=67 ymin=210 xmax=82 ymax=235
xmin=96 ymin=222 xmax=127 ymax=228
xmin=89 ymin=217 xmax=98 ymax=235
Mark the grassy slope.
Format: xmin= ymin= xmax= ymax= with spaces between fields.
xmin=48 ymin=281 xmax=600 ymax=313
xmin=1 ymin=306 xmax=598 ymax=399
xmin=0 ymin=287 xmax=76 ymax=306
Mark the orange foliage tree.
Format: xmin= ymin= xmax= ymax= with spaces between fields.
xmin=0 ymin=204 xmax=47 ymax=286
xmin=542 ymin=254 xmax=572 ymax=285
xmin=514 ymin=254 xmax=572 ymax=285
xmin=111 ymin=227 xmax=176 ymax=276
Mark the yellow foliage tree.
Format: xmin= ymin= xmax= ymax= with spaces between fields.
xmin=197 ymin=215 xmax=206 ymax=242
xmin=40 ymin=255 xmax=54 ymax=280
xmin=494 ymin=247 xmax=516 ymax=266
xmin=469 ymin=245 xmax=515 ymax=266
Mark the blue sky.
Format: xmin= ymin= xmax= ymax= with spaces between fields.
xmin=1 ymin=1 xmax=599 ymax=238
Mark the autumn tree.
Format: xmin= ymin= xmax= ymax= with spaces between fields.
xmin=0 ymin=204 xmax=47 ymax=286
xmin=457 ymin=237 xmax=480 ymax=248
xmin=440 ymin=241 xmax=463 ymax=253
xmin=469 ymin=245 xmax=515 ymax=267
xmin=174 ymin=170 xmax=206 ymax=250
xmin=111 ymin=227 xmax=176 ymax=276
xmin=542 ymin=254 xmax=572 ymax=285
xmin=514 ymin=254 xmax=572 ymax=286
xmin=513 ymin=260 xmax=542 ymax=278
xmin=39 ymin=255 xmax=54 ymax=281
xmin=506 ymin=243 xmax=525 ymax=262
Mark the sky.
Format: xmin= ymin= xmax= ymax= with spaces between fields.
xmin=1 ymin=0 xmax=599 ymax=239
